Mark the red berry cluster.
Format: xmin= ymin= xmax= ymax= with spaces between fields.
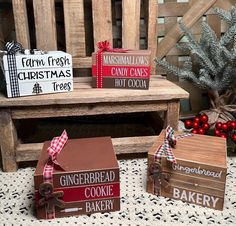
xmin=184 ymin=114 xmax=210 ymax=135
xmin=214 ymin=121 xmax=236 ymax=142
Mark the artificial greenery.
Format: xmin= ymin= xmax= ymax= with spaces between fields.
xmin=155 ymin=6 xmax=236 ymax=110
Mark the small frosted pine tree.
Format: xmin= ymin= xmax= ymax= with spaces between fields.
xmin=156 ymin=6 xmax=236 ymax=125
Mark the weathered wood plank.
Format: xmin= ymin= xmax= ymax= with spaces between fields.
xmin=33 ymin=0 xmax=57 ymax=50
xmin=149 ymin=131 xmax=227 ymax=167
xmin=158 ymin=0 xmax=233 ymax=17
xmin=16 ymin=136 xmax=158 ymax=162
xmin=122 ymin=0 xmax=141 ymax=49
xmin=0 ymin=77 xmax=189 ymax=107
xmin=92 ymin=0 xmax=113 ymax=49
xmin=158 ymin=21 xmax=203 ymax=38
xmin=11 ymin=102 xmax=167 ymax=119
xmin=157 ymin=0 xmax=217 ymax=59
xmin=207 ymin=14 xmax=221 ymax=39
xmin=145 ymin=0 xmax=158 ymax=74
xmin=161 ymin=186 xmax=224 ymax=210
xmin=165 ymin=0 xmax=179 ymax=82
xmin=73 ymin=57 xmax=91 ymax=68
xmin=164 ymin=100 xmax=180 ymax=130
xmin=63 ymin=0 xmax=86 ymax=56
xmin=168 ymin=173 xmax=225 ymax=190
xmin=12 ymin=0 xmax=30 ymax=48
xmin=158 ymin=2 xmax=189 ymax=17
xmin=168 ymin=179 xmax=224 ymax=197
xmin=0 ymin=110 xmax=18 ymax=171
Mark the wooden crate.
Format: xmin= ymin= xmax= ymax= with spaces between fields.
xmin=10 ymin=0 xmax=158 ymax=74
xmin=147 ymin=130 xmax=227 ymax=210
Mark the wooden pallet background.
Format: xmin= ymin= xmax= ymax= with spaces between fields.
xmin=0 ymin=0 xmax=236 ymax=113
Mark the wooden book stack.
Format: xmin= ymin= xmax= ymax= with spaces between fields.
xmin=92 ymin=50 xmax=151 ymax=90
xmin=34 ymin=137 xmax=120 ymax=219
xmin=147 ymin=130 xmax=227 ymax=210
xmin=1 ymin=51 xmax=73 ymax=98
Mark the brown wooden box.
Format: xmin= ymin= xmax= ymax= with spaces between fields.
xmin=147 ymin=130 xmax=227 ymax=210
xmin=34 ymin=137 xmax=120 ymax=219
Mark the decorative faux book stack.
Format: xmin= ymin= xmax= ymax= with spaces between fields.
xmin=1 ymin=41 xmax=73 ymax=97
xmin=92 ymin=41 xmax=151 ymax=90
xmin=147 ymin=127 xmax=227 ymax=210
xmin=34 ymin=132 xmax=120 ymax=219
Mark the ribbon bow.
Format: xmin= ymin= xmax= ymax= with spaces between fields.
xmin=154 ymin=126 xmax=177 ymax=164
xmin=5 ymin=41 xmax=23 ymax=55
xmin=97 ymin=40 xmax=129 ymax=53
xmin=41 ymin=130 xmax=68 ymax=219
xmin=149 ymin=162 xmax=170 ymax=195
xmin=47 ymin=130 xmax=68 ymax=168
xmin=154 ymin=126 xmax=192 ymax=164
xmin=95 ymin=40 xmax=129 ymax=88
xmin=97 ymin=40 xmax=111 ymax=52
xmin=43 ymin=130 xmax=68 ymax=184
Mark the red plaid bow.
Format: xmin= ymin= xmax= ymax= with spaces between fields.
xmin=47 ymin=130 xmax=68 ymax=167
xmin=44 ymin=130 xmax=68 ymax=184
xmin=154 ymin=126 xmax=192 ymax=164
xmin=42 ymin=130 xmax=68 ymax=219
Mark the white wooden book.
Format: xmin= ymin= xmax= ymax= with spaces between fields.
xmin=1 ymin=51 xmax=73 ymax=98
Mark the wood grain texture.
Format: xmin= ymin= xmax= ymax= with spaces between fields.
xmin=167 ymin=178 xmax=224 ymax=197
xmin=165 ymin=0 xmax=179 ymax=82
xmin=157 ymin=0 xmax=217 ymax=59
xmin=164 ymin=100 xmax=180 ymax=130
xmin=33 ymin=0 xmax=57 ymax=50
xmin=0 ymin=110 xmax=18 ymax=171
xmin=207 ymin=14 xmax=221 ymax=39
xmin=149 ymin=130 xmax=227 ymax=168
xmin=161 ymin=186 xmax=224 ymax=210
xmin=16 ymin=136 xmax=158 ymax=162
xmin=158 ymin=2 xmax=189 ymax=17
xmin=168 ymin=173 xmax=225 ymax=190
xmin=11 ymin=102 xmax=167 ymax=119
xmin=92 ymin=0 xmax=113 ymax=49
xmin=147 ymin=129 xmax=227 ymax=211
xmin=0 ymin=77 xmax=189 ymax=107
xmin=161 ymin=158 xmax=226 ymax=183
xmin=12 ymin=0 xmax=30 ymax=48
xmin=73 ymin=57 xmax=92 ymax=68
xmin=63 ymin=0 xmax=86 ymax=56
xmin=145 ymin=0 xmax=158 ymax=74
xmin=122 ymin=0 xmax=140 ymax=49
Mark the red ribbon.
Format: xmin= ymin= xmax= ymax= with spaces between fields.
xmin=97 ymin=40 xmax=129 ymax=53
xmin=42 ymin=130 xmax=68 ymax=219
xmin=96 ymin=40 xmax=129 ymax=88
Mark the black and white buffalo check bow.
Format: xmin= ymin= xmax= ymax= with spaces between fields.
xmin=5 ymin=41 xmax=23 ymax=97
xmin=5 ymin=41 xmax=23 ymax=55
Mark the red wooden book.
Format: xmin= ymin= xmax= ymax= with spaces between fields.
xmin=91 ymin=51 xmax=151 ymax=90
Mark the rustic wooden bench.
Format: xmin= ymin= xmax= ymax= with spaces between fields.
xmin=0 ymin=76 xmax=188 ymax=172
